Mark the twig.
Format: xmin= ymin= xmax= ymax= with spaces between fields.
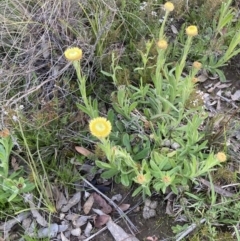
xmin=199 ymin=178 xmax=234 ymax=197
xmin=176 ymin=218 xmax=206 ymax=241
xmin=216 ymin=93 xmax=238 ymax=108
xmin=82 ymin=177 xmax=139 ymax=234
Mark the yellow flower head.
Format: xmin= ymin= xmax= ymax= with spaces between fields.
xmin=164 ymin=2 xmax=174 ymax=12
xmin=186 ymin=25 xmax=198 ymax=37
xmin=216 ymin=152 xmax=227 ymax=162
xmin=192 ymin=77 xmax=198 ymax=83
xmin=89 ymin=117 xmax=112 ymax=138
xmin=193 ymin=61 xmax=202 ymax=70
xmin=157 ymin=39 xmax=168 ymax=50
xmin=135 ymin=174 xmax=146 ymax=184
xmin=162 ymin=175 xmax=171 ymax=184
xmin=64 ymin=47 xmax=83 ymax=61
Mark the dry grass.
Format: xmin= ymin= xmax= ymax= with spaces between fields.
xmin=0 ymin=0 xmax=118 ymax=113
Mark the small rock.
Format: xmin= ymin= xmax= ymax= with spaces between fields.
xmin=143 ymin=200 xmax=157 ymax=219
xmin=145 ymin=199 xmax=151 ymax=207
xmin=148 ymin=209 xmax=156 ymax=218
xmin=224 ymin=91 xmax=231 ymax=98
xmin=171 ymin=142 xmax=180 ymax=149
xmin=163 ymin=139 xmax=171 ymax=147
xmin=38 ymin=223 xmax=58 ymax=238
xmin=58 ymin=224 xmax=68 ymax=232
xmin=71 ymin=228 xmax=81 ymax=236
xmin=22 ymin=218 xmax=31 ymax=229
xmin=149 ymin=201 xmax=158 ymax=209
xmin=64 ymin=231 xmax=71 ymax=238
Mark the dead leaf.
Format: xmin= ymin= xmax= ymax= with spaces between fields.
xmin=208 ymin=82 xmax=221 ymax=93
xmin=197 ymin=74 xmax=208 ymax=83
xmin=94 ymin=214 xmax=110 ymax=228
xmin=218 ymin=83 xmax=231 ymax=89
xmin=84 ymin=222 xmax=93 ymax=237
xmin=75 ymin=146 xmax=93 ymax=157
xmin=106 ymin=219 xmax=140 ymax=241
xmin=52 ymin=186 xmax=68 ymax=210
xmin=61 ymin=192 xmax=81 ymax=212
xmin=24 ymin=194 xmax=48 ymax=227
xmin=73 ymin=216 xmax=90 ymax=227
xmin=11 ymin=157 xmax=19 ymax=171
xmin=171 ymin=25 xmax=178 ymax=34
xmin=83 ymin=194 xmax=94 ymax=214
xmin=65 ymin=213 xmax=79 ymax=221
xmin=0 ymin=212 xmax=30 ymax=239
xmin=111 ymin=194 xmax=122 ymax=202
xmin=61 ymin=232 xmax=70 ymax=241
xmin=231 ymin=90 xmax=240 ymax=101
xmin=92 ymin=193 xmax=112 ymax=214
xmin=165 ymin=200 xmax=174 ymax=216
xmin=118 ymin=204 xmax=130 ymax=212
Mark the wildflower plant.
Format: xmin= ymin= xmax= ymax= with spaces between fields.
xmin=0 ymin=129 xmax=35 ymax=202
xmin=71 ymin=1 xmax=230 ymax=198
xmin=64 ymin=47 xmax=98 ymax=118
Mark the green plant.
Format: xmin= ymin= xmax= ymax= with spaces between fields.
xmin=63 ymin=1 xmax=233 ymax=200
xmin=0 ymin=130 xmax=34 ymax=203
xmin=201 ymin=0 xmax=240 ymax=80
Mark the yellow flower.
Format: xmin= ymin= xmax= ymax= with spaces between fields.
xmin=186 ymin=25 xmax=198 ymax=37
xmin=157 ymin=39 xmax=168 ymax=50
xmin=89 ymin=117 xmax=112 ymax=138
xmin=164 ymin=2 xmax=174 ymax=12
xmin=162 ymin=175 xmax=171 ymax=184
xmin=64 ymin=47 xmax=83 ymax=61
xmin=135 ymin=174 xmax=146 ymax=184
xmin=192 ymin=77 xmax=198 ymax=83
xmin=193 ymin=61 xmax=202 ymax=70
xmin=216 ymin=152 xmax=227 ymax=162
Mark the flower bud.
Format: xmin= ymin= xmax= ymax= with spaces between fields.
xmin=157 ymin=39 xmax=168 ymax=50
xmin=164 ymin=2 xmax=174 ymax=12
xmin=193 ymin=61 xmax=202 ymax=69
xmin=186 ymin=25 xmax=198 ymax=37
xmin=216 ymin=152 xmax=227 ymax=162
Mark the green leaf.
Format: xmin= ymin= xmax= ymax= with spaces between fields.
xmin=76 ymin=103 xmax=90 ymax=116
xmin=21 ymin=183 xmax=35 ymax=193
xmin=145 ymin=186 xmax=152 ymax=196
xmin=134 ymin=147 xmax=149 ymax=161
xmin=7 ymin=190 xmax=19 ymax=202
xmin=121 ymin=173 xmax=130 ymax=186
xmin=129 ymin=102 xmax=138 ymax=112
xmin=122 ymin=134 xmax=132 ymax=152
xmin=115 ymin=120 xmax=125 ymax=132
xmin=107 ymin=109 xmax=115 ymax=125
xmin=101 ymin=169 xmax=119 ymax=179
xmin=215 ymin=69 xmax=226 ymax=82
xmin=95 ymin=161 xmax=112 ymax=169
xmin=101 ymin=70 xmax=112 ymax=77
xmin=132 ymin=186 xmax=142 ymax=197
